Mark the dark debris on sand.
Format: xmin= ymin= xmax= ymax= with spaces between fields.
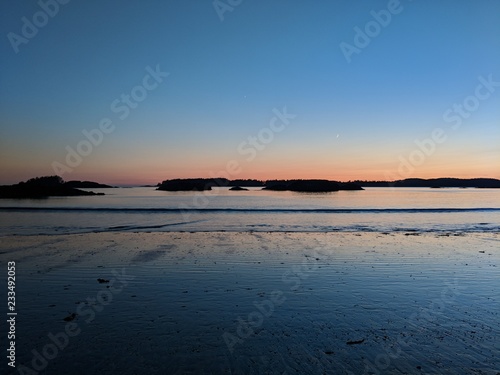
xmin=346 ymin=339 xmax=365 ymax=345
xmin=63 ymin=313 xmax=77 ymax=322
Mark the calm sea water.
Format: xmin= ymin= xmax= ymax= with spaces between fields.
xmin=0 ymin=187 xmax=499 ymax=235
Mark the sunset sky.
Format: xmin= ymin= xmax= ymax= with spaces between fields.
xmin=1 ymin=0 xmax=499 ymax=185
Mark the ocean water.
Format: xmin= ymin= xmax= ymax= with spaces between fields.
xmin=0 ymin=187 xmax=499 ymax=235
xmin=1 ymin=188 xmax=499 ymax=374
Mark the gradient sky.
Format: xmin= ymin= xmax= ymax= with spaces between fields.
xmin=1 ymin=0 xmax=499 ymax=185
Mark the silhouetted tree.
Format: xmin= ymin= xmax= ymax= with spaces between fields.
xmin=24 ymin=175 xmax=64 ymax=187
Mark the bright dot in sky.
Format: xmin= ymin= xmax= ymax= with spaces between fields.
xmin=336 ymin=134 xmax=340 ymax=138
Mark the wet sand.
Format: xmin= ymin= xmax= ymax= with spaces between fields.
xmin=1 ymin=231 xmax=499 ymax=374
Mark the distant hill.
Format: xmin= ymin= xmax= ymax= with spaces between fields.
xmin=64 ymin=180 xmax=114 ymax=188
xmin=355 ymin=178 xmax=500 ymax=188
xmin=263 ymin=179 xmax=363 ymax=192
xmin=229 ymin=186 xmax=249 ymax=191
xmin=0 ymin=176 xmax=105 ymax=198
xmin=158 ymin=179 xmax=213 ymax=191
xmin=157 ymin=178 xmax=264 ymax=191
xmin=228 ymin=179 xmax=264 ymax=187
xmin=157 ymin=178 xmax=362 ymax=192
xmin=153 ymin=177 xmax=500 ymax=192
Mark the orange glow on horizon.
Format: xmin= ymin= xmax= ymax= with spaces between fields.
xmin=1 ymin=152 xmax=499 ymax=186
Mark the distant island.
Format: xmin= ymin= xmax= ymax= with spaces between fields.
xmin=3 ymin=176 xmax=499 ymax=197
xmin=229 ymin=186 xmax=249 ymax=191
xmin=64 ymin=180 xmax=115 ymax=188
xmin=155 ymin=177 xmax=500 ymax=192
xmin=157 ymin=178 xmax=363 ymax=192
xmin=157 ymin=178 xmax=264 ymax=191
xmin=355 ymin=178 xmax=500 ymax=188
xmin=263 ymin=180 xmax=363 ymax=192
xmin=0 ymin=176 xmax=105 ymax=198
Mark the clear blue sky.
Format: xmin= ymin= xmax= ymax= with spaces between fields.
xmin=1 ymin=0 xmax=499 ymax=184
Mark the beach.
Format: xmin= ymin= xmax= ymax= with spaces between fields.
xmin=2 ymin=231 xmax=499 ymax=374
xmin=3 ymin=0 xmax=500 ymax=373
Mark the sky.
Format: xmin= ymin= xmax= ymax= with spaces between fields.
xmin=0 ymin=0 xmax=499 ymax=185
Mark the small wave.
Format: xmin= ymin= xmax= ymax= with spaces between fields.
xmin=105 ymin=220 xmax=206 ymax=232
xmin=1 ymin=207 xmax=499 ymax=214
